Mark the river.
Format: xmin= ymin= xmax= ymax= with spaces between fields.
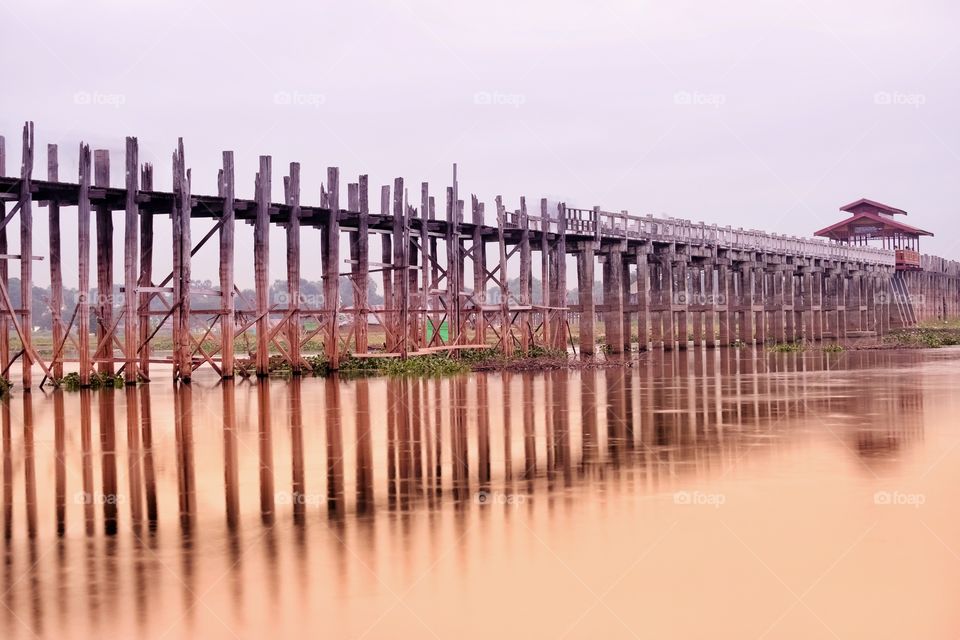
xmin=2 ymin=347 xmax=959 ymax=638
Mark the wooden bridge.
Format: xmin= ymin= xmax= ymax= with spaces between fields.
xmin=1 ymin=121 xmax=959 ymax=388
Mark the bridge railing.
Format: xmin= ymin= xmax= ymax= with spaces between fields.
xmin=558 ymin=207 xmax=895 ymax=266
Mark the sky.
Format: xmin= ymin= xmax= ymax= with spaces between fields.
xmin=2 ymin=0 xmax=959 ymax=288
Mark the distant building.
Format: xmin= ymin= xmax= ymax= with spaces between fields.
xmin=814 ymin=198 xmax=932 ymax=270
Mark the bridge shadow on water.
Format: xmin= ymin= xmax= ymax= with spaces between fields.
xmin=0 ymin=346 xmax=936 ymax=638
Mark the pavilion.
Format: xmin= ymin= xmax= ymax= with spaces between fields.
xmin=814 ymin=198 xmax=932 ymax=270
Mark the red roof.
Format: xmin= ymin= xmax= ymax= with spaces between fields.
xmin=839 ymin=198 xmax=908 ymax=216
xmin=814 ymin=211 xmax=932 ymax=239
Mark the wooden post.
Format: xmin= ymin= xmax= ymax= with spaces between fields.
xmin=123 ymin=137 xmax=139 ymax=383
xmin=20 ymin=122 xmax=34 ymax=388
xmin=285 ymin=162 xmax=301 ymax=374
xmin=94 ymin=148 xmax=113 ymax=376
xmin=495 ymin=197 xmax=512 ymax=357
xmin=174 ymin=140 xmax=192 ymax=380
xmin=391 ymin=177 xmax=407 ymax=355
xmin=48 ymin=144 xmax=65 ymax=381
xmin=355 ymin=176 xmax=370 ymax=353
xmin=471 ymin=195 xmax=486 ymax=346
xmin=254 ymin=156 xmax=271 ymax=376
xmin=602 ymin=249 xmax=624 ymax=353
xmin=325 ymin=167 xmax=340 ymax=368
xmin=380 ymin=185 xmax=393 ymax=349
xmin=219 ymin=152 xmax=235 ymax=377
xmin=138 ymin=163 xmax=154 ymax=379
xmin=0 ymin=136 xmax=7 ymax=378
xmin=577 ymin=242 xmax=596 ymax=355
xmin=516 ymin=198 xmax=533 ymax=353
xmin=637 ymin=251 xmax=650 ymax=350
xmin=78 ymin=144 xmax=92 ymax=386
xmin=551 ymin=203 xmax=568 ymax=351
xmin=539 ymin=201 xmax=550 ymax=349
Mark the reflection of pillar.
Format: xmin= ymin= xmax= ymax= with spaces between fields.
xmin=54 ymin=391 xmax=66 ymax=536
xmin=80 ymin=390 xmax=95 ymax=536
xmin=23 ymin=395 xmax=37 ymax=538
xmin=355 ymin=378 xmax=374 ymax=514
xmin=255 ymin=381 xmax=273 ymax=525
xmin=176 ymin=384 xmax=197 ymax=531
xmin=477 ymin=375 xmax=491 ymax=487
xmin=139 ymin=386 xmax=157 ymax=526
xmin=522 ymin=374 xmax=536 ymax=478
xmin=222 ymin=380 xmax=239 ymax=530
xmin=290 ymin=379 xmax=305 ymax=524
xmin=325 ymin=378 xmax=344 ymax=514
xmin=125 ymin=387 xmax=143 ymax=532
xmin=100 ymin=390 xmax=118 ymax=535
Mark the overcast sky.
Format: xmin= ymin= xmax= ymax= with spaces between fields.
xmin=2 ymin=0 xmax=959 ymax=288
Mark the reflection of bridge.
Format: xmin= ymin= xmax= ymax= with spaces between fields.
xmin=0 ymin=349 xmax=927 ymax=540
xmin=2 ymin=122 xmax=959 ymax=387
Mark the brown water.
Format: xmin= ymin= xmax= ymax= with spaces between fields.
xmin=2 ymin=347 xmax=960 ymax=639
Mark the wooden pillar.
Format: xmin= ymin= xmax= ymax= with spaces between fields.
xmin=551 ymin=203 xmax=568 ymax=351
xmin=738 ymin=266 xmax=754 ymax=344
xmin=537 ymin=200 xmax=549 ymax=349
xmin=20 ymin=123 xmax=34 ymax=388
xmin=355 ymin=176 xmax=370 ymax=353
xmin=704 ymin=262 xmax=716 ymax=347
xmin=445 ymin=183 xmax=461 ymax=346
xmin=637 ymin=252 xmax=650 ymax=350
xmin=325 ymin=168 xmax=341 ymax=367
xmin=471 ymin=195 xmax=486 ymax=345
xmin=753 ymin=266 xmax=766 ymax=344
xmin=602 ymin=248 xmax=624 ymax=353
xmin=123 ymin=137 xmax=139 ymax=383
xmin=285 ymin=163 xmax=302 ymax=374
xmin=0 ymin=136 xmax=7 ymax=378
xmin=391 ymin=177 xmax=407 ymax=356
xmin=138 ymin=163 xmax=154 ymax=379
xmin=78 ymin=144 xmax=92 ymax=386
xmin=174 ymin=140 xmax=192 ymax=380
xmin=218 ymin=152 xmax=235 ymax=377
xmin=621 ymin=251 xmax=633 ymax=353
xmin=380 ymin=185 xmax=393 ymax=349
xmin=495 ymin=197 xmax=512 ymax=357
xmin=577 ymin=241 xmax=596 ymax=355
xmin=94 ymin=148 xmax=113 ymax=376
xmin=254 ymin=155 xmax=271 ymax=377
xmin=512 ymin=199 xmax=527 ymax=351
xmin=416 ymin=182 xmax=428 ymax=350
xmin=47 ymin=144 xmax=65 ymax=380
xmin=675 ymin=261 xmax=688 ymax=349
xmin=691 ymin=264 xmax=704 ymax=347
xmin=717 ymin=263 xmax=732 ymax=347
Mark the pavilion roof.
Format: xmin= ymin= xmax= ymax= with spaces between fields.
xmin=814 ymin=211 xmax=933 ymax=239
xmin=839 ymin=197 xmax=908 ymax=216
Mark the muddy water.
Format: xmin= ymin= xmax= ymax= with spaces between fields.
xmin=2 ymin=348 xmax=960 ymax=639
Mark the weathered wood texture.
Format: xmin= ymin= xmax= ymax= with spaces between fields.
xmin=0 ymin=122 xmax=957 ymax=387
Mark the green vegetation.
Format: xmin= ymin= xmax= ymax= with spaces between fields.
xmin=59 ymin=371 xmax=126 ymax=391
xmin=821 ymin=343 xmax=845 ymax=353
xmin=0 ymin=377 xmax=11 ymax=397
xmin=887 ymin=327 xmax=960 ymax=349
xmin=767 ymin=342 xmax=805 ymax=353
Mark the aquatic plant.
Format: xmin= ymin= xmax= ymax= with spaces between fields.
xmin=767 ymin=342 xmax=805 ymax=353
xmin=59 ymin=371 xmax=126 ymax=391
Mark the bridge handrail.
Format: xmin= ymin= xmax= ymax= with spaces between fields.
xmin=560 ymin=206 xmax=896 ymax=266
